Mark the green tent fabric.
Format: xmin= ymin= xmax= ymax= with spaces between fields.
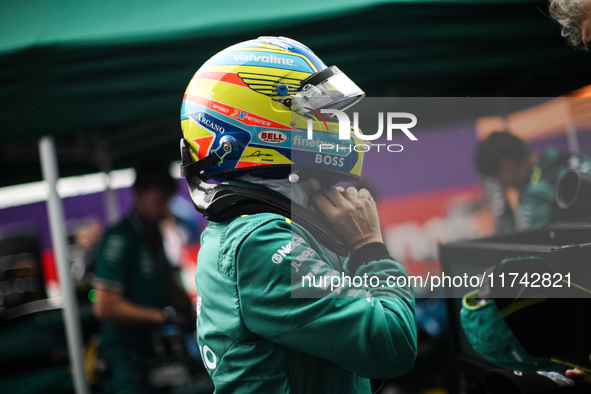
xmin=0 ymin=0 xmax=543 ymax=52
xmin=1 ymin=0 xmax=591 ymax=186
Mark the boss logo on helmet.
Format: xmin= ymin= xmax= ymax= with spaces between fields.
xmin=257 ymin=130 xmax=288 ymax=144
xmin=315 ymin=154 xmax=345 ymax=168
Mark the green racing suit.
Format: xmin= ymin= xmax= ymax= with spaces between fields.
xmin=195 ymin=211 xmax=417 ymax=393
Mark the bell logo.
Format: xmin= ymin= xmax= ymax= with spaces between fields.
xmin=307 ymin=109 xmax=417 ymax=141
xmin=258 ymin=130 xmax=288 ymax=144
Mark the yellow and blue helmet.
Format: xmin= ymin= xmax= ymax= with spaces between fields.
xmin=180 ymin=36 xmax=365 ymax=185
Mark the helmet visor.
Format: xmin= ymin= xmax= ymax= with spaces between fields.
xmin=291 ymin=66 xmax=365 ymax=114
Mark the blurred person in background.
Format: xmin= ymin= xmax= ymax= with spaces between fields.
xmin=474 ymin=131 xmax=591 ymax=229
xmin=92 ymin=161 xmax=193 ymax=393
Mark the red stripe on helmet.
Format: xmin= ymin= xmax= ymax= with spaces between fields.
xmin=182 ymin=94 xmax=291 ymax=130
xmin=235 ymin=161 xmax=270 ymax=168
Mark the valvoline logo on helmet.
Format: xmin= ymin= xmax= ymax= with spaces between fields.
xmin=203 ymin=50 xmax=315 ymax=72
xmin=257 ymin=130 xmax=288 ymax=145
xmin=233 ymin=53 xmax=294 ymax=66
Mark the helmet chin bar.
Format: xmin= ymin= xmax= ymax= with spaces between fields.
xmin=180 ymin=139 xmax=348 ymax=256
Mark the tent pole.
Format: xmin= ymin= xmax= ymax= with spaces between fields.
xmin=39 ymin=136 xmax=89 ymax=394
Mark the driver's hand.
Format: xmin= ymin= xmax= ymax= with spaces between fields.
xmin=311 ymin=186 xmax=383 ymax=253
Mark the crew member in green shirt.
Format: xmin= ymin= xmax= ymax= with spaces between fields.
xmin=93 ymin=161 xmax=188 ymax=393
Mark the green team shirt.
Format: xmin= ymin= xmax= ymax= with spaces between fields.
xmin=520 ymin=147 xmax=591 ymax=229
xmin=94 ymin=211 xmax=173 ymax=355
xmin=195 ymin=212 xmax=417 ymax=394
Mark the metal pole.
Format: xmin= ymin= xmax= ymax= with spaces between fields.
xmin=95 ymin=139 xmax=120 ymax=225
xmin=103 ymin=174 xmax=120 ymax=225
xmin=565 ymin=119 xmax=580 ymax=154
xmin=39 ymin=136 xmax=89 ymax=394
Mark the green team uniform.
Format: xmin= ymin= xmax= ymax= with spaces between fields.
xmin=94 ymin=211 xmax=174 ymax=393
xmin=520 ymin=147 xmax=591 ymax=229
xmin=195 ymin=212 xmax=417 ymax=393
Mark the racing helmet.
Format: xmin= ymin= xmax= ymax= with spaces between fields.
xmin=180 ymin=36 xmax=366 ymax=185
